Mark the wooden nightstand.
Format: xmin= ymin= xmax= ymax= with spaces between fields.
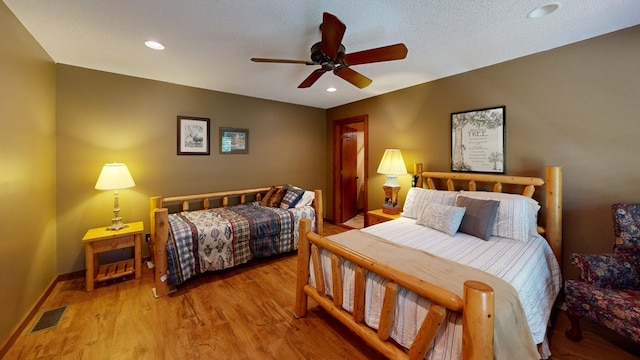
xmin=82 ymin=221 xmax=143 ymax=291
xmin=366 ymin=209 xmax=401 ymax=227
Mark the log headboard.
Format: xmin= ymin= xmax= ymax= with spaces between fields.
xmin=420 ymin=166 xmax=562 ymax=267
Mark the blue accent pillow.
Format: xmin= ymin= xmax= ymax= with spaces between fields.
xmin=280 ymin=185 xmax=305 ymax=209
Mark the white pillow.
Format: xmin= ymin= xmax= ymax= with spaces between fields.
xmin=416 ymin=203 xmax=466 ymax=236
xmin=402 ymin=188 xmax=459 ymax=219
xmin=458 ymin=191 xmax=540 ymax=242
xmin=294 ymin=190 xmax=315 ymax=208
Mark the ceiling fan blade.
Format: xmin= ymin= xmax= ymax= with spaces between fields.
xmin=321 ymin=12 xmax=346 ymax=60
xmin=334 ymin=66 xmax=372 ymax=89
xmin=344 ymin=43 xmax=408 ymax=66
xmin=251 ymin=58 xmax=315 ymax=65
xmin=298 ymin=69 xmax=327 ymax=88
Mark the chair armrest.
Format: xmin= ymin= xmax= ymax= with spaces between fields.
xmin=570 ymin=253 xmax=639 ymax=289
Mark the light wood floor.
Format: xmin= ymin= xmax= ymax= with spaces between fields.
xmin=4 ymin=223 xmax=640 ymax=359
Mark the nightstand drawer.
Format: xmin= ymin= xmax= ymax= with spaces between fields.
xmin=368 ymin=215 xmax=389 ymax=226
xmin=92 ymin=235 xmax=135 ymax=253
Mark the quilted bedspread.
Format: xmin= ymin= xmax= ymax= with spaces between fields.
xmin=166 ymin=203 xmax=314 ymax=286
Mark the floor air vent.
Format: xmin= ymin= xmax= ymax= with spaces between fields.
xmin=29 ymin=306 xmax=67 ymax=334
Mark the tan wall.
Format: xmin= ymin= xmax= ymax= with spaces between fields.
xmin=0 ymin=3 xmax=57 ymax=346
xmin=55 ymin=65 xmax=326 ymax=273
xmin=327 ymin=25 xmax=640 ymax=279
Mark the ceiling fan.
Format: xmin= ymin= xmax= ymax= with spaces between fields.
xmin=251 ymin=12 xmax=408 ymax=89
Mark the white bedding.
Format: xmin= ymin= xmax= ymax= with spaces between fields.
xmin=312 ymin=217 xmax=561 ymax=359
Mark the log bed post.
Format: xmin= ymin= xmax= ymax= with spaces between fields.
xmin=149 ymin=196 xmax=163 ymax=262
xmin=462 ymin=281 xmax=494 ymax=360
xmin=294 ymin=218 xmax=312 ymax=317
xmin=545 ymin=166 xmax=563 ymax=269
xmin=313 ymin=189 xmax=324 ymax=236
xmin=152 ymin=208 xmax=171 ymax=298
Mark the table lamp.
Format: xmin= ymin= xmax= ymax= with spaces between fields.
xmin=95 ymin=163 xmax=136 ymax=230
xmin=376 ymin=149 xmax=407 ymax=214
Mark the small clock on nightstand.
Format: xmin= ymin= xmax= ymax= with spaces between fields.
xmin=366 ymin=209 xmax=401 ymax=227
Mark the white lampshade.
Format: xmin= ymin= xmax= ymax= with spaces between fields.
xmin=95 ymin=163 xmax=135 ymax=231
xmin=95 ymin=163 xmax=136 ymax=190
xmin=377 ymin=149 xmax=408 ymax=176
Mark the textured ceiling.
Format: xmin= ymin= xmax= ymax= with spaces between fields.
xmin=4 ymin=0 xmax=640 ymax=109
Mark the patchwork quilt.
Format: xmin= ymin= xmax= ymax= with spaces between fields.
xmin=166 ymin=203 xmax=315 ymax=285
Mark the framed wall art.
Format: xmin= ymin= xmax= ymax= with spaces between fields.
xmin=451 ymin=106 xmax=505 ymax=173
xmin=177 ymin=116 xmax=210 ymax=155
xmin=219 ymin=127 xmax=249 ymax=154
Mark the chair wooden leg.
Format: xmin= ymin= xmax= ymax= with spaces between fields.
xmin=565 ymin=307 xmax=583 ymax=342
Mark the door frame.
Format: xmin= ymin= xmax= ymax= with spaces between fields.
xmin=333 ymin=115 xmax=368 ymax=224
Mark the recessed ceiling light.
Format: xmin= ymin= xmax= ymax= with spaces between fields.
xmin=326 ymin=87 xmax=337 ymax=92
xmin=528 ymin=3 xmax=560 ymax=19
xmin=144 ymin=40 xmax=165 ymax=50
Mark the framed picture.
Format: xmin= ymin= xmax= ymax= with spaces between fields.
xmin=219 ymin=127 xmax=249 ymax=154
xmin=177 ymin=116 xmax=210 ymax=155
xmin=451 ymin=106 xmax=505 ymax=173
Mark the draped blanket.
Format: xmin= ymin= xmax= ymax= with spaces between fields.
xmin=166 ymin=203 xmax=308 ymax=286
xmin=322 ymin=230 xmax=540 ymax=360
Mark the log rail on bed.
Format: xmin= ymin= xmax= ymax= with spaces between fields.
xmin=294 ymin=166 xmax=562 ymax=360
xmin=150 ymin=187 xmax=324 ymax=298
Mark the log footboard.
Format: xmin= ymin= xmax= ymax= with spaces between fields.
xmin=294 ymin=218 xmax=494 ymax=360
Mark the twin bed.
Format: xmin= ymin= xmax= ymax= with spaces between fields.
xmin=149 ymin=186 xmax=324 ymax=297
xmin=150 ymin=166 xmax=562 ymax=360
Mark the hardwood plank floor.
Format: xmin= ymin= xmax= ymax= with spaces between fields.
xmin=4 ymin=223 xmax=639 ymax=359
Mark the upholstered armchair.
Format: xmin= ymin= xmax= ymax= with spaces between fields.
xmin=565 ymin=203 xmax=640 ymax=344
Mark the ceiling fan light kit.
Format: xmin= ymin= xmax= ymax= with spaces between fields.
xmin=528 ymin=3 xmax=560 ymax=19
xmin=251 ymin=12 xmax=408 ymax=89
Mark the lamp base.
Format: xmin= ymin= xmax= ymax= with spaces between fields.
xmin=382 ymin=205 xmax=400 ymax=215
xmin=106 ymin=216 xmax=128 ymax=231
xmin=382 ymin=185 xmax=401 ymax=215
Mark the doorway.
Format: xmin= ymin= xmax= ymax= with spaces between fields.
xmin=333 ymin=115 xmax=368 ymax=229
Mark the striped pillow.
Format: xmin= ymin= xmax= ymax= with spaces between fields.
xmin=280 ymin=185 xmax=305 ymax=209
xmin=458 ymin=191 xmax=540 ymax=242
xmin=402 ymin=188 xmax=459 ymax=219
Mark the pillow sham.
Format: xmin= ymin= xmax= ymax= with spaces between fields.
xmin=416 ymin=203 xmax=466 ymax=236
xmin=259 ymin=186 xmax=278 ymax=207
xmin=402 ymin=188 xmax=459 ymax=219
xmin=296 ymin=191 xmax=315 ymax=208
xmin=280 ymin=185 xmax=305 ymax=209
xmin=459 ymin=191 xmax=540 ymax=242
xmin=456 ymin=196 xmax=499 ymax=241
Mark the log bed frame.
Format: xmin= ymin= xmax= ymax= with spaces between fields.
xmin=150 ymin=187 xmax=324 ymax=298
xmin=294 ymin=166 xmax=562 ymax=360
